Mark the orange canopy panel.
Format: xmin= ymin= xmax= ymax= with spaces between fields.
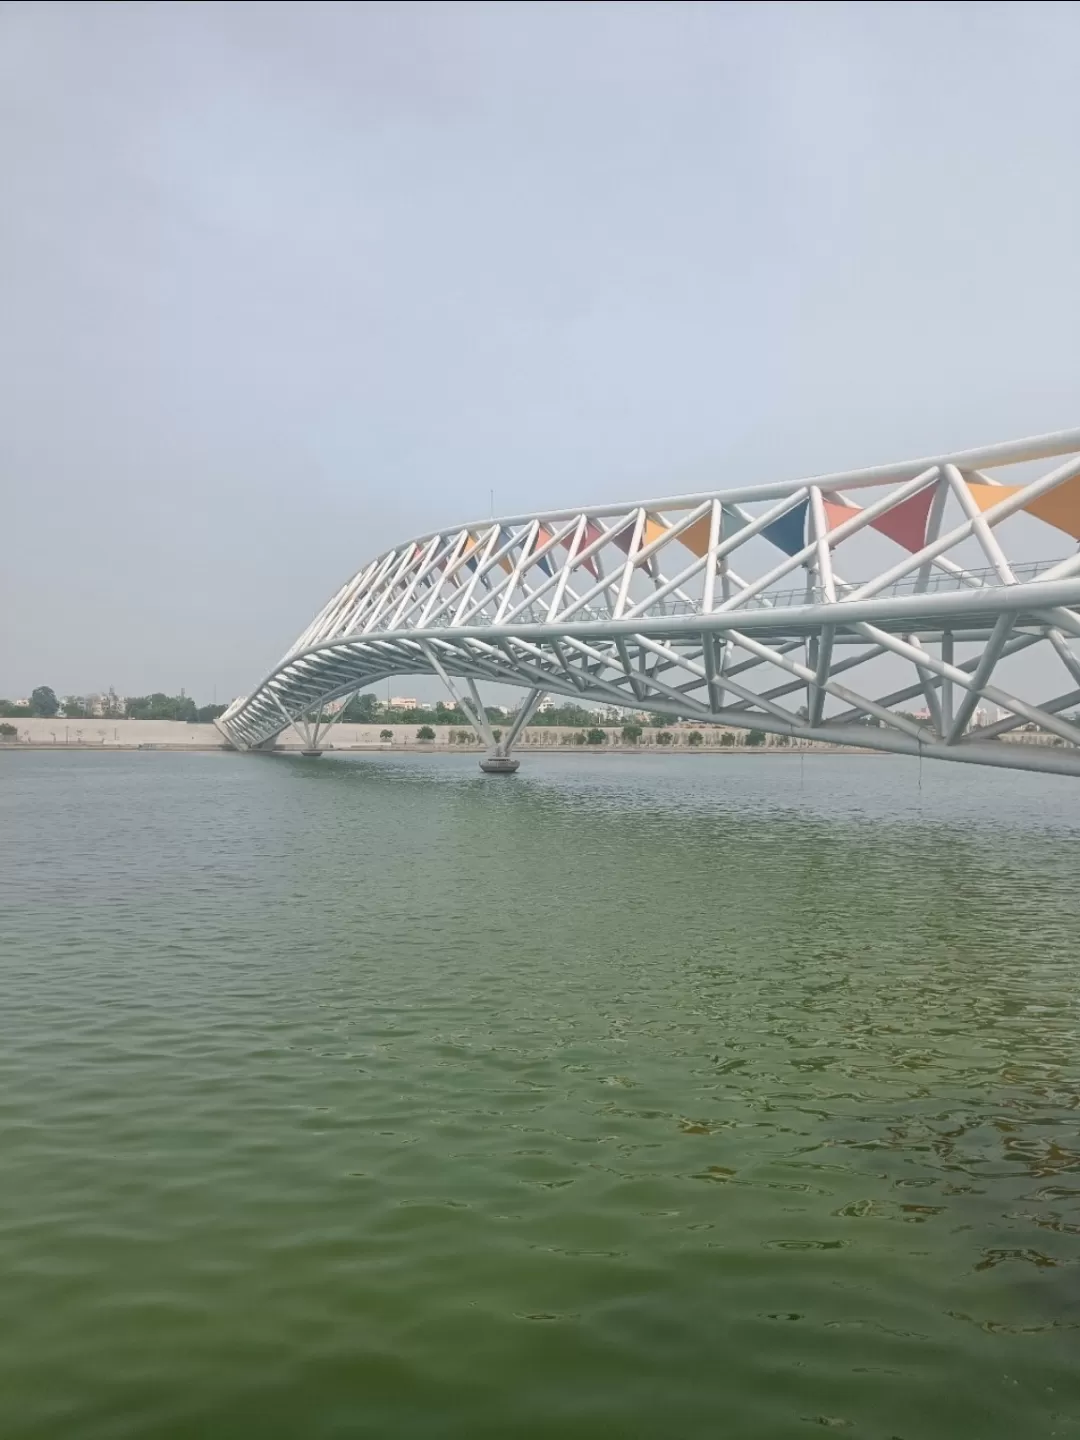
xmin=676 ymin=506 xmax=747 ymax=557
xmin=966 ymin=478 xmax=1080 ymax=541
xmin=642 ymin=515 xmax=669 ymax=550
xmin=677 ymin=513 xmax=711 ymax=557
xmin=1028 ymin=473 xmax=1080 ymax=539
xmin=964 ymin=482 xmax=1022 ymax=514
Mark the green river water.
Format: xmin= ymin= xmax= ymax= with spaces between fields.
xmin=1 ymin=750 xmax=1078 ymax=1439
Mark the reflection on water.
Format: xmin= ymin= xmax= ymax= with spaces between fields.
xmin=1 ymin=751 xmax=1078 ymax=1438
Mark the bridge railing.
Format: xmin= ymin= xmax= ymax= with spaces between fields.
xmin=415 ymin=559 xmax=1070 ymax=629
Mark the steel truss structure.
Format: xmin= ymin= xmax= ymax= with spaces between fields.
xmin=219 ymin=429 xmax=1080 ymax=776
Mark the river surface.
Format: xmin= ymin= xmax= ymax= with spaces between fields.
xmin=1 ymin=750 xmax=1079 ymax=1439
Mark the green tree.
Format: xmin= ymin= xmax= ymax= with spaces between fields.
xmin=746 ymin=729 xmax=766 ymax=747
xmin=621 ymin=723 xmax=643 ymax=744
xmin=524 ymin=702 xmax=596 ymax=728
xmin=343 ymin=692 xmax=379 ymax=723
xmin=379 ymin=728 xmax=393 ymax=742
xmin=585 ymin=727 xmax=606 ymax=746
xmin=573 ymin=731 xmax=587 ymax=746
xmin=62 ymin=695 xmax=88 ymax=718
xmin=656 ymin=730 xmax=673 ymax=746
xmin=0 ymin=722 xmax=17 ymax=739
xmin=30 ymin=686 xmax=59 ymax=717
xmin=719 ymin=731 xmax=735 ymax=747
xmin=125 ymin=692 xmax=197 ymax=722
xmin=416 ymin=725 xmax=436 ymax=741
xmin=687 ymin=730 xmax=703 ymax=747
xmin=195 ymin=703 xmax=227 ymax=724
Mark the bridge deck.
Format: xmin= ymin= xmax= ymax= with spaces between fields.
xmin=220 ymin=429 xmax=1080 ymax=775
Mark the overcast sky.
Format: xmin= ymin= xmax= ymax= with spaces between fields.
xmin=2 ymin=0 xmax=1079 ymax=702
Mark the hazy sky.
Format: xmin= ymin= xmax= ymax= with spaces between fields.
xmin=3 ymin=0 xmax=1080 ymax=702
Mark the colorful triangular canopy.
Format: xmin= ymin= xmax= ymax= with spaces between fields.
xmin=675 ymin=506 xmax=747 ymax=557
xmin=531 ymin=525 xmax=554 ymax=577
xmin=610 ymin=513 xmax=667 ymax=577
xmin=965 ymin=483 xmax=1022 ymax=514
xmin=822 ymin=497 xmax=861 ymax=531
xmin=968 ymin=477 xmax=1080 ymax=541
xmin=761 ymin=498 xmax=809 ymax=556
xmin=1026 ymin=473 xmax=1080 ymax=540
xmin=871 ymin=484 xmax=935 ymax=552
xmin=497 ymin=526 xmax=516 ymax=574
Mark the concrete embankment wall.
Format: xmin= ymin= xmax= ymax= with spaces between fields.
xmin=3 ymin=717 xmax=712 ymax=750
xmin=1 ymin=716 xmax=1060 ymax=752
xmin=4 ymin=717 xmax=789 ymax=751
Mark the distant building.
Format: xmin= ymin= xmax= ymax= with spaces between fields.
xmin=84 ymin=692 xmax=126 ymax=717
xmin=390 ymin=696 xmax=418 ymax=711
xmin=536 ymin=697 xmax=556 ymax=713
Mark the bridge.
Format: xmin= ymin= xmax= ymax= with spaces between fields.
xmin=218 ymin=428 xmax=1080 ymax=777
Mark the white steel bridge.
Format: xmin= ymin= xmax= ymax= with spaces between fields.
xmin=218 ymin=428 xmax=1080 ymax=776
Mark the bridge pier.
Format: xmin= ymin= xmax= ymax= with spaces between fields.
xmin=479 ymin=753 xmax=520 ymax=774
xmin=479 ymin=687 xmax=546 ymax=773
xmin=421 ymin=645 xmax=544 ymax=774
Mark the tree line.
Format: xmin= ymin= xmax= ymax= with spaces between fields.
xmin=0 ymin=686 xmax=228 ymax=724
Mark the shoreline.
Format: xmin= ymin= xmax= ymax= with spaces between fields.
xmin=1 ymin=741 xmax=884 ymax=757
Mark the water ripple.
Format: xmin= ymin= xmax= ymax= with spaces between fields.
xmin=1 ymin=751 xmax=1078 ymax=1438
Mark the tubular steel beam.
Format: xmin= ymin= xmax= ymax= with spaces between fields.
xmin=218 ymin=429 xmax=1080 ymax=776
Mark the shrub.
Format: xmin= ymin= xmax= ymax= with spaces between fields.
xmin=416 ymin=725 xmax=436 ymax=741
xmin=585 ymin=727 xmax=606 ymax=746
xmin=656 ymin=730 xmax=672 ymax=746
xmin=746 ymin=729 xmax=766 ymax=747
xmin=379 ymin=729 xmax=393 ymax=741
xmin=0 ymin=722 xmax=17 ymax=739
xmin=687 ymin=730 xmax=703 ymax=747
xmin=621 ymin=724 xmax=643 ymax=744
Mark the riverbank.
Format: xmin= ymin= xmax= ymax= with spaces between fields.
xmin=0 ymin=716 xmax=840 ymax=753
xmin=1 ymin=738 xmax=883 ymax=756
xmin=0 ymin=715 xmax=1060 ymax=755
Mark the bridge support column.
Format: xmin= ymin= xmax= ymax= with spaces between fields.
xmin=422 ymin=642 xmax=542 ymax=774
xmin=294 ymin=706 xmax=326 ymax=756
xmin=941 ymin=630 xmax=954 ymax=735
xmin=479 ymin=687 xmax=546 ymax=774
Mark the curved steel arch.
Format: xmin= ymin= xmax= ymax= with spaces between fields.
xmin=219 ymin=428 xmax=1080 ymax=775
